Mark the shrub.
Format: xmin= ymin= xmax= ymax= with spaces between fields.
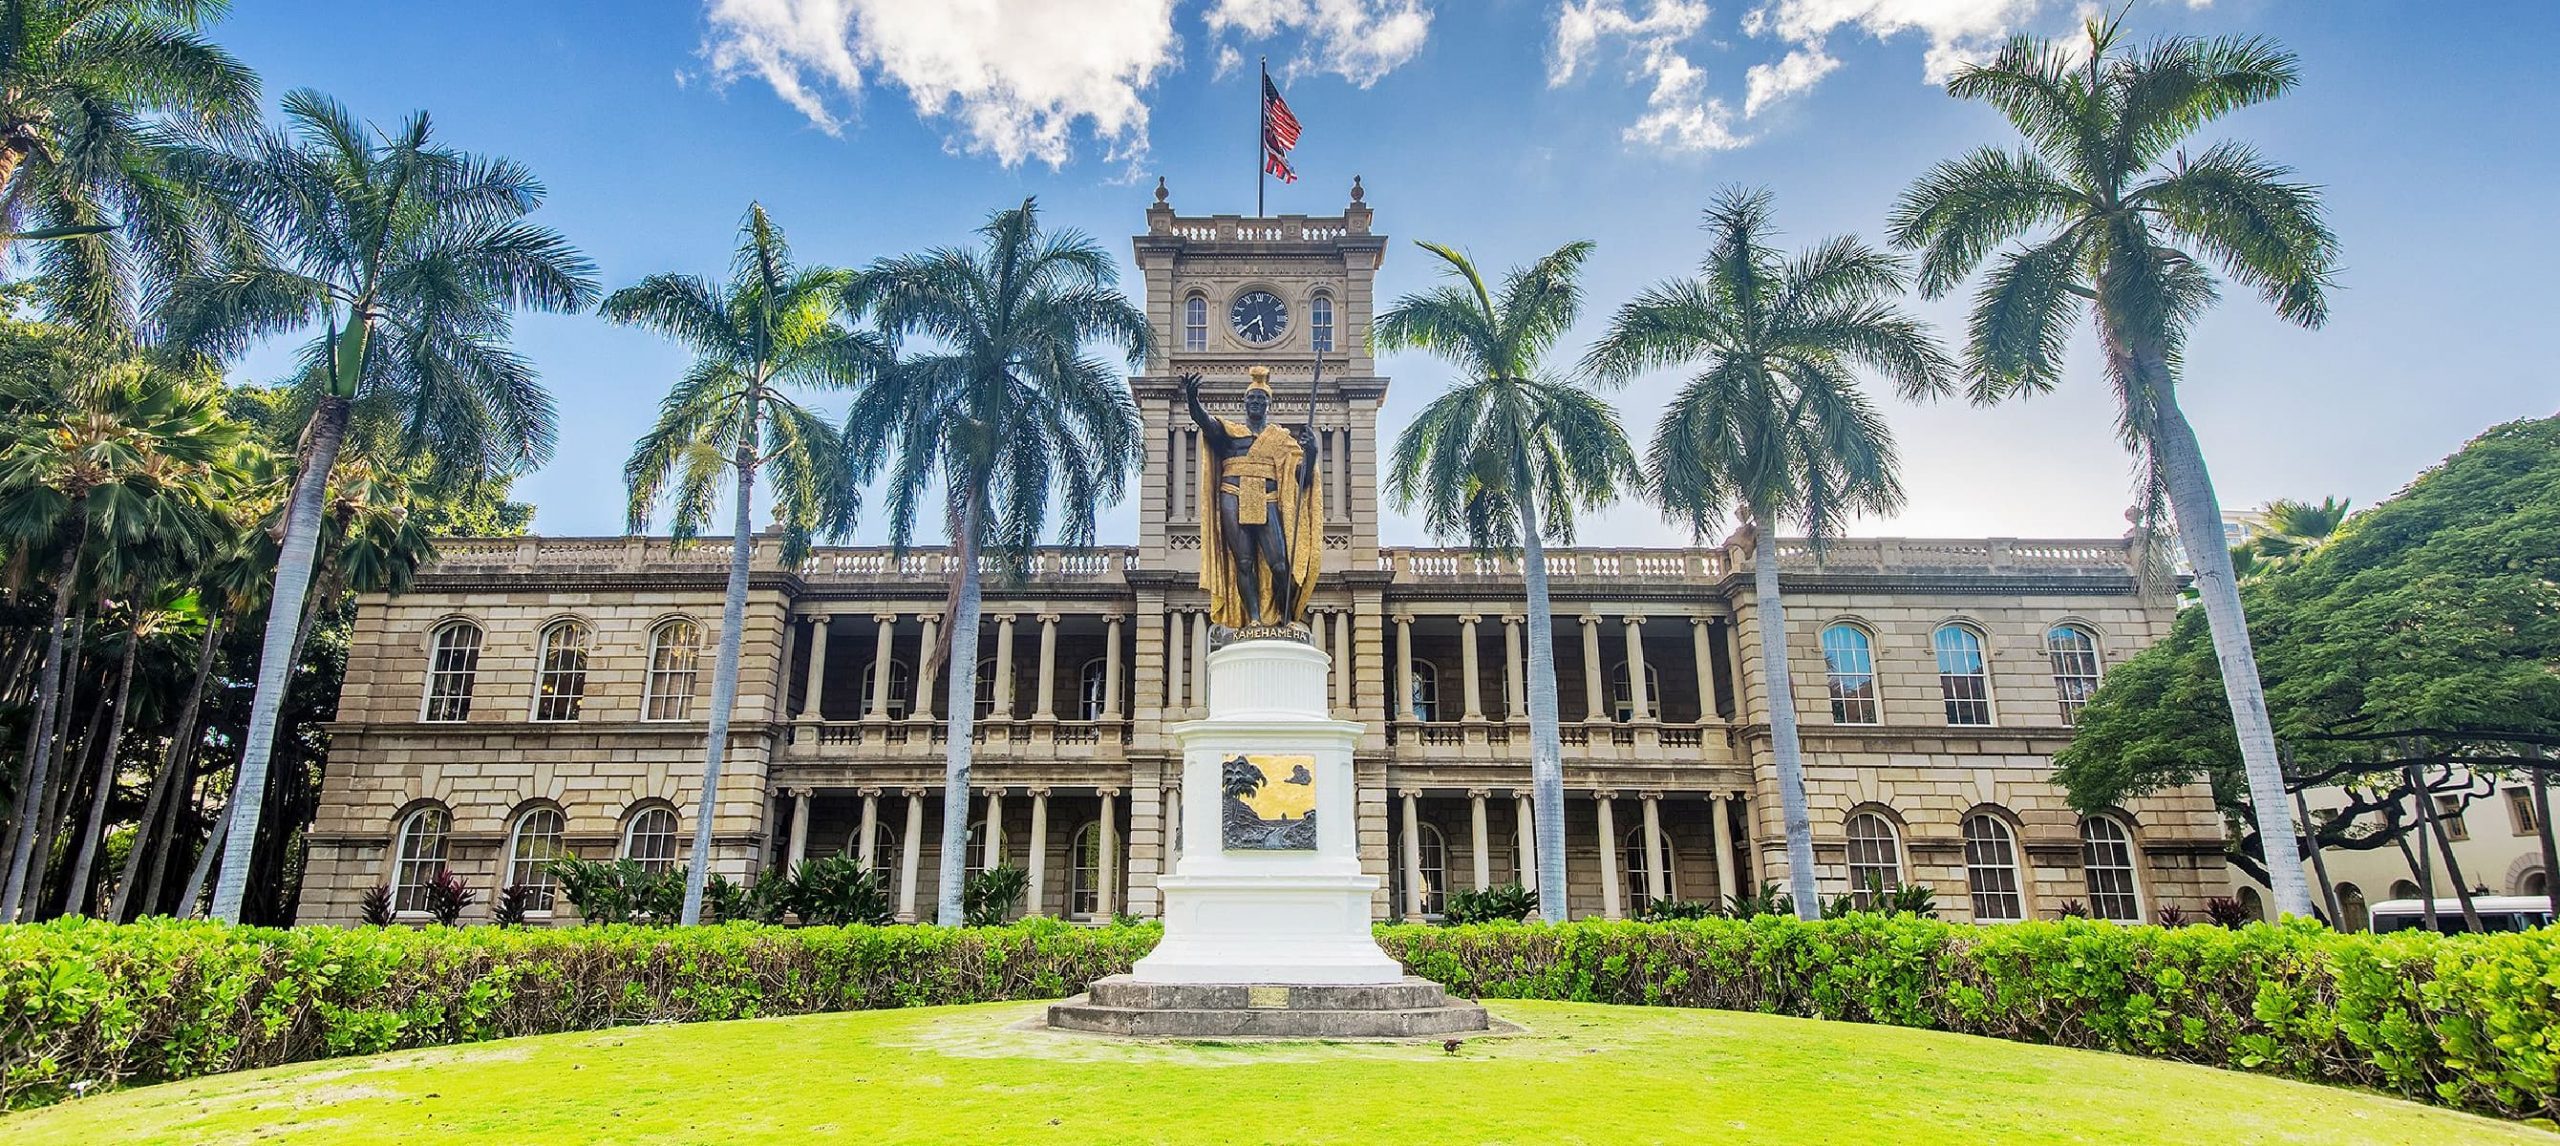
xmin=1636 ymin=897 xmax=1718 ymax=921
xmin=2156 ymin=903 xmax=2190 ymax=927
xmin=2205 ymin=897 xmax=2254 ymax=928
xmin=784 ymin=856 xmax=896 ymax=927
xmin=548 ymin=857 xmax=684 ymax=925
xmin=489 ymin=885 xmax=538 ymax=927
xmin=423 ymin=871 xmax=478 ymax=926
xmin=2055 ymin=899 xmax=2090 ymax=919
xmin=964 ymin=864 xmax=1030 ymax=927
xmin=1442 ymin=883 xmax=1535 ymax=925
xmin=1723 ymin=881 xmax=1793 ymax=918
xmin=357 ymin=886 xmax=393 ymax=927
xmin=0 ymin=916 xmax=1160 ymax=1109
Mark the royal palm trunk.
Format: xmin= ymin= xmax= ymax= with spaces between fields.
xmin=1754 ymin=524 xmax=1820 ymax=920
xmin=111 ymin=619 xmax=222 ymax=920
xmin=210 ymin=393 xmax=351 ymax=923
xmin=679 ymin=389 xmax=762 ymax=926
xmin=1 ymin=537 xmax=83 ymax=920
xmin=63 ymin=622 xmax=142 ymax=915
xmin=1514 ymin=484 xmax=1567 ymax=921
xmin=935 ymin=494 xmax=985 ymax=926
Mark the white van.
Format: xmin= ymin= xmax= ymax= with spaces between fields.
xmin=2365 ymin=895 xmax=2552 ymax=934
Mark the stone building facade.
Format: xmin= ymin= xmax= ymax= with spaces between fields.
xmin=297 ymin=185 xmax=2225 ymax=926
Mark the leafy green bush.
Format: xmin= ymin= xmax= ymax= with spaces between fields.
xmin=964 ymin=864 xmax=1030 ymax=927
xmin=1442 ymin=883 xmax=1535 ymax=924
xmin=1635 ymin=897 xmax=1718 ymax=921
xmin=784 ymin=857 xmax=896 ymax=927
xmin=0 ymin=916 xmax=1159 ymax=1109
xmin=1377 ymin=915 xmax=2560 ymax=1122
xmin=547 ymin=857 xmax=685 ymax=925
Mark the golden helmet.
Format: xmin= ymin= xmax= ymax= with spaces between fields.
xmin=1245 ymin=365 xmax=1274 ymax=397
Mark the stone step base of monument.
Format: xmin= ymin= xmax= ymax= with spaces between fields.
xmin=1045 ymin=975 xmax=1493 ymax=1039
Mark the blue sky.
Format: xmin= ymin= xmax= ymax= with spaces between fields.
xmin=209 ymin=1 xmax=2560 ymax=546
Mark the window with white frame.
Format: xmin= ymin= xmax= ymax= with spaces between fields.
xmin=1821 ymin=624 xmax=1879 ymax=724
xmin=423 ymin=621 xmax=483 ymax=722
xmin=1620 ymin=824 xmax=1680 ymax=907
xmin=644 ymin=620 xmax=701 ymax=721
xmin=506 ymin=807 xmax=566 ymax=912
xmin=974 ymin=657 xmax=1000 ymax=720
xmin=1408 ymin=660 xmax=1439 ymax=721
xmin=622 ymin=806 xmax=680 ymax=872
xmin=391 ymin=806 xmax=451 ymax=914
xmin=1310 ymin=293 xmax=1334 ymax=352
xmin=1390 ymin=822 xmax=1449 ymax=916
xmin=858 ymin=821 xmax=900 ymax=888
xmin=1079 ymin=658 xmax=1110 ymax=720
xmin=1844 ymin=812 xmax=1903 ymax=906
xmin=1183 ymin=294 xmax=1208 ymax=351
xmin=1933 ymin=624 xmax=1992 ymax=726
xmin=2045 ymin=624 xmax=2102 ymax=724
xmin=1609 ymin=662 xmax=1663 ymax=723
xmin=1069 ymin=821 xmax=1115 ymax=918
xmin=2509 ymin=787 xmax=2539 ymax=835
xmin=858 ymin=658 xmax=912 ymax=719
xmin=533 ymin=620 xmax=590 ymax=721
xmin=2079 ymin=815 xmax=2142 ymax=921
xmin=1963 ymin=813 xmax=2026 ymax=922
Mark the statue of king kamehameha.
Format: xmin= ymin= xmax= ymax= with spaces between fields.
xmin=1185 ymin=366 xmax=1322 ymax=633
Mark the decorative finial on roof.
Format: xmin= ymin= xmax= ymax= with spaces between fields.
xmin=1154 ymin=176 xmax=1169 ymax=206
xmin=1349 ymin=174 xmax=1365 ymax=203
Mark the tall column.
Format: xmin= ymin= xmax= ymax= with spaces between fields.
xmin=1100 ymin=615 xmax=1125 ymax=719
xmin=1641 ymin=791 xmax=1668 ymax=903
xmin=856 ymin=787 xmax=881 ymax=870
xmin=799 ymin=614 xmax=832 ymax=721
xmin=1468 ymin=788 xmax=1492 ymax=890
xmin=913 ymin=614 xmax=940 ymax=720
xmin=897 ymin=788 xmax=925 ymax=923
xmin=1025 ymin=787 xmax=1051 ymax=915
xmin=1032 ymin=614 xmax=1060 ymax=720
xmin=867 ymin=613 xmax=898 ymax=720
xmin=991 ymin=614 xmax=1018 ymax=720
xmin=981 ymin=787 xmax=1006 ymax=871
xmin=1711 ymin=792 xmax=1739 ymax=902
xmin=1097 ymin=788 xmax=1121 ymax=918
xmin=1459 ymin=614 xmax=1485 ymax=720
xmin=1502 ymin=615 xmax=1525 ymax=719
xmin=1189 ymin=613 xmax=1209 ymax=714
xmin=1692 ymin=616 xmax=1720 ymax=722
xmin=1580 ymin=614 xmax=1606 ymax=721
xmin=1515 ymin=794 xmax=1538 ymax=894
xmin=786 ymin=787 xmax=813 ymax=873
xmin=1597 ymin=791 xmax=1623 ymax=920
xmin=1332 ymin=610 xmax=1353 ymax=712
xmin=1623 ymin=615 xmax=1652 ymax=722
xmin=1165 ymin=609 xmax=1186 ymax=710
xmin=1400 ymin=788 xmax=1426 ymax=917
xmin=1392 ymin=614 xmax=1415 ymax=720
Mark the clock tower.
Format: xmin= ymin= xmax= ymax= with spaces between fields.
xmin=1131 ymin=176 xmax=1388 ymax=572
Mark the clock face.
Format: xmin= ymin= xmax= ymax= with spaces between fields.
xmin=1229 ymin=290 xmax=1289 ymax=343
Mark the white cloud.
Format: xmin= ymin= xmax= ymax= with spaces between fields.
xmin=1742 ymin=43 xmax=1837 ymax=115
xmin=1546 ymin=2 xmax=1741 ymax=153
xmin=701 ymin=0 xmax=1179 ymax=168
xmin=1203 ymin=0 xmax=1435 ymax=87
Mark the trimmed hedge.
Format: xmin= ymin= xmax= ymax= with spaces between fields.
xmin=4 ymin=915 xmax=2553 ymax=1121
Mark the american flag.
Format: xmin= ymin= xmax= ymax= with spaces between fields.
xmin=1263 ymin=74 xmax=1300 ymax=184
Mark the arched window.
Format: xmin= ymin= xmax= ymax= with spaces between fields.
xmin=1079 ymin=658 xmax=1110 ymax=720
xmin=1408 ymin=660 xmax=1439 ymax=722
xmin=1621 ymin=824 xmax=1680 ymax=907
xmin=645 ymin=620 xmax=702 ymax=721
xmin=2046 ymin=624 xmax=2102 ymax=724
xmin=1844 ymin=812 xmax=1903 ymax=906
xmin=1962 ymin=813 xmax=2025 ymax=922
xmin=2079 ymin=815 xmax=2142 ymax=921
xmin=2235 ymin=886 xmax=2266 ymax=923
xmin=391 ymin=805 xmax=451 ymax=915
xmin=423 ymin=620 xmax=483 ymax=722
xmin=1609 ymin=662 xmax=1663 ymax=723
xmin=1309 ymin=293 xmax=1334 ymax=352
xmin=859 ymin=821 xmax=901 ymax=888
xmin=2524 ymin=870 xmax=2550 ymax=897
xmin=622 ymin=806 xmax=680 ymax=872
xmin=2387 ymin=879 xmax=2420 ymax=901
xmin=1390 ymin=822 xmax=1449 ymax=917
xmin=1821 ymin=624 xmax=1878 ymax=724
xmin=533 ymin=620 xmax=590 ymax=721
xmin=859 ymin=659 xmax=912 ymax=719
xmin=1933 ymin=624 xmax=1991 ymax=726
xmin=1183 ymin=293 xmax=1208 ymax=351
xmin=505 ymin=807 xmax=567 ymax=912
xmin=2335 ymin=883 xmax=2368 ymax=932
xmin=1069 ymin=821 xmax=1117 ymax=918
xmin=974 ymin=657 xmax=1000 ymax=720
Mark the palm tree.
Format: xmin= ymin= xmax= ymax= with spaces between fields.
xmin=0 ymin=0 xmax=259 ymax=331
xmin=158 ymin=90 xmax=597 ymax=923
xmin=606 ymin=204 xmax=872 ymax=925
xmin=1586 ymin=188 xmax=1953 ymax=920
xmin=843 ymin=198 xmax=1147 ymax=926
xmin=1888 ymin=16 xmax=2338 ymax=918
xmin=1373 ymin=239 xmax=1638 ymax=923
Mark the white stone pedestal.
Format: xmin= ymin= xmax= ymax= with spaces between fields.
xmin=1130 ymin=639 xmax=1404 ymax=985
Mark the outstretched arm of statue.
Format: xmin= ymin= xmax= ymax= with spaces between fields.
xmin=1181 ymin=373 xmax=1229 ymax=444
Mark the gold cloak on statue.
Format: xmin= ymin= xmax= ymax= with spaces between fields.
xmin=1198 ymin=417 xmax=1323 ymax=628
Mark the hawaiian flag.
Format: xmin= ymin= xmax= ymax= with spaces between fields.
xmin=1262 ymin=74 xmax=1301 ymax=183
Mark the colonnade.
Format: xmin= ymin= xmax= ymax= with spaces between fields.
xmin=1397 ymin=788 xmax=1750 ymax=920
xmin=1385 ymin=612 xmax=1726 ymax=724
xmin=796 ymin=610 xmax=1126 ymax=723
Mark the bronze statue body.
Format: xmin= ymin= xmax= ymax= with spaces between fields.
xmin=1186 ymin=368 xmax=1322 ymax=635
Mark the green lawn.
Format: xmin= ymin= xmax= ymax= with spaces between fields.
xmin=10 ymin=1000 xmax=2544 ymax=1145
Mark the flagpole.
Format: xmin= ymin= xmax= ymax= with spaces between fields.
xmin=1257 ymin=56 xmax=1267 ymax=218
